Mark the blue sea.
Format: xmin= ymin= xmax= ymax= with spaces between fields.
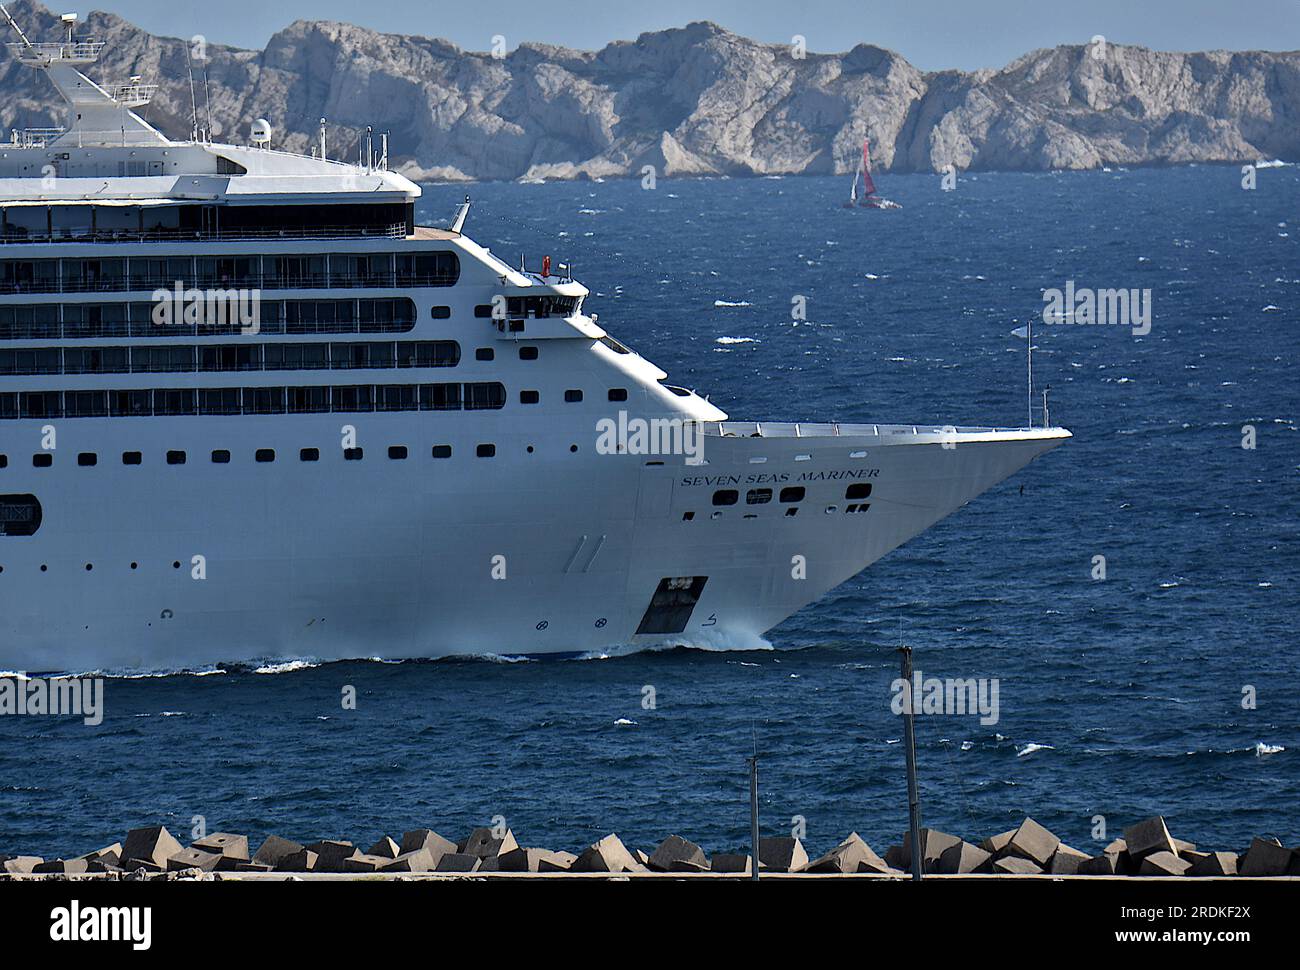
xmin=2 ymin=166 xmax=1297 ymax=861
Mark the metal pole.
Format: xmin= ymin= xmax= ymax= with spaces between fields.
xmin=899 ymin=645 xmax=923 ymax=881
xmin=748 ymin=753 xmax=760 ymax=882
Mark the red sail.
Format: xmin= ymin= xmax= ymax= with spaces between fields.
xmin=861 ymin=138 xmax=877 ymax=196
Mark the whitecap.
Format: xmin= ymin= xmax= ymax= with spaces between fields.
xmin=614 ymin=717 xmax=637 ymax=726
xmin=713 ymin=300 xmax=753 ymax=307
xmin=1256 ymin=742 xmax=1284 ymax=756
xmin=715 ymin=336 xmax=757 ymax=344
xmin=253 ymin=660 xmax=320 ymax=675
xmin=1016 ymin=742 xmax=1054 ymax=757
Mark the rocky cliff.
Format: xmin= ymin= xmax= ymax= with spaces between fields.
xmin=1 ymin=0 xmax=1296 ymax=181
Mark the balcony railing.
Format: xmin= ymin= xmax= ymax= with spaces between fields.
xmin=0 ymin=222 xmax=409 ymax=246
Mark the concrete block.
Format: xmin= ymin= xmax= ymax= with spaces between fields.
xmin=1007 ymin=818 xmax=1060 ymax=867
xmin=900 ymin=828 xmax=961 ymax=872
xmin=381 ymin=849 xmax=435 ymax=873
xmin=1172 ymin=838 xmax=1196 ymax=854
xmin=34 ymin=858 xmax=90 ymax=875
xmin=121 ymin=826 xmax=184 ymax=869
xmin=1048 ymin=844 xmax=1091 ymax=875
xmin=648 ymin=835 xmax=708 ymax=872
xmin=304 ymin=841 xmax=357 ymax=873
xmin=1239 ymin=837 xmax=1291 ymax=876
xmin=75 ymin=843 xmax=122 ymax=868
xmin=669 ymin=859 xmax=710 ymax=873
xmin=435 ymin=853 xmax=481 ymax=872
xmin=460 ymin=827 xmax=519 ymax=860
xmin=537 ymin=851 xmax=577 ymax=873
xmin=1188 ymin=851 xmax=1237 ymax=877
xmin=252 ymin=836 xmax=305 ymax=869
xmin=1289 ymin=850 xmax=1300 ymax=876
xmin=632 ymin=849 xmax=650 ymax=867
xmin=343 ymin=853 xmax=390 ymax=873
xmin=192 ymin=833 xmax=250 ymax=863
xmin=400 ymin=830 xmax=458 ymax=868
xmin=709 ymin=853 xmax=752 ymax=874
xmin=1138 ymin=851 xmax=1192 ymax=876
xmin=572 ymin=834 xmax=644 ymax=873
xmin=1123 ymin=817 xmax=1177 ymax=860
xmin=1077 ymin=853 xmax=1120 ymax=876
xmin=883 ymin=844 xmax=906 ymax=869
xmin=367 ymin=837 xmax=401 ymax=860
xmin=936 ymin=841 xmax=992 ymax=875
xmin=234 ymin=862 xmax=274 ymax=873
xmin=980 ymin=829 xmax=1017 ymax=858
xmin=992 ymin=855 xmax=1042 ymax=875
xmin=758 ymin=837 xmax=809 ymax=873
xmin=3 ymin=847 xmax=43 ymax=873
xmin=273 ymin=847 xmax=318 ymax=872
xmin=802 ymin=832 xmax=886 ymax=874
xmin=167 ymin=848 xmax=222 ymax=872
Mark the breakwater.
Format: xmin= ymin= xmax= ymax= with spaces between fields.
xmin=4 ymin=815 xmax=1297 ymax=879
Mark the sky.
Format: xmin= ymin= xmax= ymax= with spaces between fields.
xmin=83 ymin=0 xmax=1300 ymax=71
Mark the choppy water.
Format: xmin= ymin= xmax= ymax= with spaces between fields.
xmin=2 ymin=166 xmax=1297 ymax=859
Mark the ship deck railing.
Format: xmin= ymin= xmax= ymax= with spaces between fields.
xmin=0 ymin=223 xmax=409 ymax=246
xmin=705 ymin=421 xmax=1041 ymax=439
xmin=0 ymin=271 xmax=458 ymax=295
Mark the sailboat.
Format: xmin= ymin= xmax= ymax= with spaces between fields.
xmin=848 ymin=137 xmax=902 ymax=210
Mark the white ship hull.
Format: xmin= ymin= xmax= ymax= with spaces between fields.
xmin=2 ymin=417 xmax=1067 ymax=672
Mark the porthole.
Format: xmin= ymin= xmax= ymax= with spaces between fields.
xmin=343 ymin=447 xmax=363 ymax=461
xmin=166 ymin=450 xmax=186 ymax=465
xmin=300 ymin=448 xmax=320 ymax=462
xmin=846 ymin=483 xmax=873 ymax=500
xmin=746 ymin=488 xmax=772 ymax=505
xmin=712 ymin=490 xmax=739 ymax=507
xmin=608 ymin=388 xmax=628 ymax=402
xmin=77 ymin=453 xmax=97 ymax=467
xmin=520 ymin=390 xmax=540 ymax=404
xmin=255 ymin=449 xmax=275 ymax=463
xmin=519 ymin=346 xmax=538 ymax=360
xmin=388 ymin=446 xmax=408 ymax=460
xmin=122 ymin=452 xmax=142 ymax=465
xmin=32 ymin=453 xmax=52 ymax=467
xmin=430 ymin=306 xmax=451 ymax=319
xmin=431 ymin=445 xmax=452 ymax=459
xmin=564 ymin=389 xmax=583 ymax=403
xmin=211 ymin=450 xmax=231 ymax=464
xmin=475 ymin=348 xmax=494 ymax=361
xmin=779 ymin=487 xmax=805 ymax=503
xmin=476 ymin=444 xmax=496 ymax=458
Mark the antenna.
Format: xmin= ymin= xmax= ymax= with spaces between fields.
xmin=318 ymin=118 xmax=326 ymax=160
xmin=1027 ymin=314 xmax=1034 ymax=428
xmin=184 ymin=45 xmax=199 ymax=141
xmin=202 ymin=63 xmax=213 ymax=141
xmin=0 ymin=5 xmax=35 ymax=48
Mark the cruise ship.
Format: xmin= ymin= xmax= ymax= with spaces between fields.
xmin=0 ymin=14 xmax=1070 ymax=672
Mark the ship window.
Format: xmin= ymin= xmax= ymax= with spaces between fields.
xmin=211 ymin=450 xmax=231 ymax=464
xmin=608 ymin=388 xmax=628 ymax=402
xmin=32 ymin=453 xmax=52 ymax=468
xmin=388 ymin=446 xmax=408 ymax=460
xmin=343 ymin=448 xmax=364 ymax=461
xmin=519 ymin=347 xmax=538 ymax=360
xmin=474 ymin=305 xmax=494 ymax=318
xmin=682 ymin=511 xmax=695 ymax=521
xmin=564 ymin=389 xmax=583 ymax=403
xmin=845 ymin=483 xmax=873 ymax=500
xmin=395 ymin=251 xmax=459 ymax=287
xmin=77 ymin=452 xmax=97 ymax=467
xmin=746 ymin=488 xmax=773 ymax=505
xmin=300 ymin=448 xmax=320 ymax=462
xmin=476 ymin=444 xmax=496 ymax=458
xmin=166 ymin=450 xmax=187 ymax=465
xmin=430 ymin=306 xmax=451 ymax=319
xmin=464 ymin=382 xmax=506 ymax=411
xmin=779 ymin=487 xmax=805 ymax=503
xmin=0 ymin=494 xmax=42 ymax=536
xmin=475 ymin=348 xmax=494 ymax=361
xmin=432 ymin=445 xmax=451 ymax=459
xmin=785 ymin=507 xmax=798 ymax=517
xmin=520 ymin=390 xmax=539 ymax=404
xmin=0 ymin=455 xmax=6 ymax=468
xmin=255 ymin=449 xmax=275 ymax=463
xmin=712 ymin=489 xmax=739 ymax=506
xmin=122 ymin=451 xmax=142 ymax=465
